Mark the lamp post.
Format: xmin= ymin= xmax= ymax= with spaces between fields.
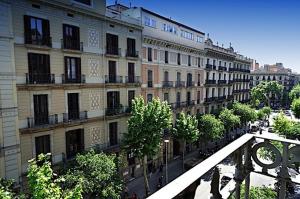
xmin=164 ymin=139 xmax=170 ymax=184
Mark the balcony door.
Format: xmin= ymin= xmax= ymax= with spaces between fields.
xmin=106 ymin=33 xmax=119 ymax=55
xmin=65 ymin=57 xmax=81 ymax=83
xmin=33 ymin=94 xmax=48 ymax=125
xmin=24 ymin=15 xmax=50 ymax=46
xmin=107 ymin=91 xmax=120 ymax=109
xmin=164 ymin=71 xmax=169 ymax=82
xmin=109 ymin=122 xmax=118 ymax=146
xmin=28 ymin=53 xmax=50 ymax=84
xmin=35 ymin=135 xmax=50 ymax=157
xmin=128 ymin=63 xmax=135 ymax=83
xmin=128 ymin=90 xmax=135 ymax=108
xmin=187 ymin=91 xmax=191 ymax=104
xmin=63 ymin=24 xmax=80 ymax=50
xmin=68 ymin=93 xmax=79 ymax=120
xmin=147 ymin=70 xmax=153 ymax=87
xmin=187 ymin=73 xmax=192 ymax=86
xmin=177 ymin=72 xmax=181 ymax=82
xmin=66 ymin=129 xmax=84 ymax=159
xmin=108 ymin=61 xmax=117 ymax=82
xmin=176 ymin=92 xmax=181 ymax=104
xmin=127 ymin=38 xmax=136 ymax=56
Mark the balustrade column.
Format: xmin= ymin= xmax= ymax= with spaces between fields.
xmin=234 ymin=149 xmax=243 ymax=199
xmin=278 ymin=142 xmax=290 ymax=199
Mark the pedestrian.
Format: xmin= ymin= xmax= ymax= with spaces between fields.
xmin=159 ymin=175 xmax=163 ymax=186
xmin=131 ymin=192 xmax=138 ymax=199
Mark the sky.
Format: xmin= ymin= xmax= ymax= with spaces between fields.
xmin=107 ymin=0 xmax=300 ymax=72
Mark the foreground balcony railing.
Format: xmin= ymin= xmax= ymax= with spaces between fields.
xmin=148 ymin=134 xmax=300 ymax=199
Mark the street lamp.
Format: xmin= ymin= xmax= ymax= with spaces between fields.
xmin=164 ymin=139 xmax=170 ymax=184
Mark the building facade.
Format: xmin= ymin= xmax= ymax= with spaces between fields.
xmin=0 ymin=0 xmax=143 ymax=183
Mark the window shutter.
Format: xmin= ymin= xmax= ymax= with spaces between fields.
xmin=42 ymin=19 xmax=50 ymax=46
xmin=24 ymin=15 xmax=31 ymax=44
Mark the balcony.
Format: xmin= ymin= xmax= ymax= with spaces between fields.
xmin=232 ymin=89 xmax=241 ymax=94
xmin=26 ymin=73 xmax=55 ymax=84
xmin=228 ymin=68 xmax=234 ymax=72
xmin=204 ymin=97 xmax=216 ymax=103
xmin=63 ymin=111 xmax=87 ymax=123
xmin=186 ymin=100 xmax=195 ymax=106
xmin=105 ymin=105 xmax=127 ymax=116
xmin=62 ymin=74 xmax=86 ymax=84
xmin=228 ymin=80 xmax=234 ymax=84
xmin=27 ymin=114 xmax=58 ymax=128
xmin=217 ymin=80 xmax=227 ymax=85
xmin=186 ymin=81 xmax=195 ymax=88
xmin=61 ymin=39 xmax=83 ymax=52
xmin=105 ymin=75 xmax=123 ymax=84
xmin=126 ymin=50 xmax=139 ymax=58
xmin=218 ymin=66 xmax=227 ymax=71
xmin=125 ymin=76 xmax=141 ymax=84
xmin=217 ymin=96 xmax=226 ymax=102
xmin=175 ymin=81 xmax=185 ymax=88
xmin=149 ymin=134 xmax=300 ymax=199
xmin=106 ymin=47 xmax=121 ymax=57
xmin=205 ymin=64 xmax=213 ymax=70
xmin=227 ymin=95 xmax=234 ymax=100
xmin=205 ymin=79 xmax=217 ymax=85
xmin=25 ymin=36 xmax=52 ymax=48
xmin=162 ymin=81 xmax=174 ymax=88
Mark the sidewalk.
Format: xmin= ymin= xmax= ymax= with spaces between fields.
xmin=125 ymin=150 xmax=200 ymax=198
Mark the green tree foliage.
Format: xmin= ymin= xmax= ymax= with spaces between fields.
xmin=230 ymin=184 xmax=276 ymax=199
xmin=289 ymin=84 xmax=300 ymax=101
xmin=27 ymin=154 xmax=83 ymax=199
xmin=257 ymin=110 xmax=266 ymax=120
xmin=172 ymin=112 xmax=200 ymax=170
xmin=122 ymin=96 xmax=172 ymax=196
xmin=261 ymin=106 xmax=272 ymax=118
xmin=250 ymin=81 xmax=283 ymax=107
xmin=273 ymin=111 xmax=293 ymax=135
xmin=0 ymin=179 xmax=15 ymax=199
xmin=219 ymin=108 xmax=240 ymax=132
xmin=197 ymin=114 xmax=224 ymax=143
xmin=232 ymin=102 xmax=257 ymax=124
xmin=291 ymin=98 xmax=300 ymax=118
xmin=63 ymin=150 xmax=122 ymax=199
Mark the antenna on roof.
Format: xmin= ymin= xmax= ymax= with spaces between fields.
xmin=229 ymin=42 xmax=232 ymax=47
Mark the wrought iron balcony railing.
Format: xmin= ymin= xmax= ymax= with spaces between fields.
xmin=27 ymin=114 xmax=58 ymax=128
xmin=175 ymin=81 xmax=185 ymax=88
xmin=125 ymin=76 xmax=141 ymax=84
xmin=61 ymin=39 xmax=83 ymax=51
xmin=105 ymin=105 xmax=128 ymax=116
xmin=26 ymin=73 xmax=55 ymax=84
xmin=205 ymin=79 xmax=217 ymax=85
xmin=106 ymin=47 xmax=121 ymax=56
xmin=162 ymin=81 xmax=174 ymax=88
xmin=148 ymin=134 xmax=300 ymax=199
xmin=105 ymin=75 xmax=123 ymax=83
xmin=63 ymin=111 xmax=87 ymax=123
xmin=126 ymin=50 xmax=139 ymax=58
xmin=62 ymin=74 xmax=86 ymax=84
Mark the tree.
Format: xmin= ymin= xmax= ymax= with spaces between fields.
xmin=27 ymin=154 xmax=83 ymax=199
xmin=230 ymin=184 xmax=276 ymax=199
xmin=172 ymin=112 xmax=200 ymax=170
xmin=289 ymin=84 xmax=300 ymax=101
xmin=63 ymin=150 xmax=123 ymax=198
xmin=219 ymin=109 xmax=240 ymax=140
xmin=0 ymin=179 xmax=16 ymax=199
xmin=273 ymin=111 xmax=293 ymax=135
xmin=232 ymin=102 xmax=257 ymax=124
xmin=291 ymin=98 xmax=300 ymax=118
xmin=261 ymin=106 xmax=272 ymax=119
xmin=197 ymin=114 xmax=224 ymax=150
xmin=250 ymin=81 xmax=283 ymax=107
xmin=257 ymin=110 xmax=266 ymax=121
xmin=122 ymin=97 xmax=172 ymax=196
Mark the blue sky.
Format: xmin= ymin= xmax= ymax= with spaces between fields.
xmin=107 ymin=0 xmax=300 ymax=72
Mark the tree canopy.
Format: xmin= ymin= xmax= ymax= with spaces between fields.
xmin=232 ymin=102 xmax=257 ymax=124
xmin=250 ymin=81 xmax=283 ymax=107
xmin=230 ymin=184 xmax=276 ymax=199
xmin=197 ymin=114 xmax=224 ymax=142
xmin=122 ymin=96 xmax=172 ymax=196
xmin=219 ymin=108 xmax=240 ymax=132
xmin=62 ymin=150 xmax=122 ymax=199
xmin=291 ymin=98 xmax=300 ymax=118
xmin=289 ymin=84 xmax=300 ymax=101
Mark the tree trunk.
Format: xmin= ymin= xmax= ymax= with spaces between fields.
xmin=141 ymin=156 xmax=150 ymax=196
xmin=182 ymin=140 xmax=186 ymax=172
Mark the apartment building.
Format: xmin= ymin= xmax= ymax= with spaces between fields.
xmin=203 ymin=39 xmax=251 ymax=114
xmin=0 ymin=0 xmax=142 ymax=183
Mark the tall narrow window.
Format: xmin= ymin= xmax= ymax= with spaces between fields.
xmin=106 ymin=33 xmax=119 ymax=55
xmin=67 ymin=93 xmax=79 ymax=120
xmin=127 ymin=63 xmax=135 ymax=83
xmin=63 ymin=24 xmax=80 ymax=50
xmin=107 ymin=91 xmax=120 ymax=108
xmin=127 ymin=38 xmax=136 ymax=57
xmin=148 ymin=47 xmax=152 ymax=61
xmin=64 ymin=57 xmax=81 ymax=83
xmin=164 ymin=93 xmax=169 ymax=102
xmin=33 ymin=94 xmax=48 ymax=125
xmin=188 ymin=55 xmax=191 ymax=66
xmin=147 ymin=93 xmax=153 ymax=102
xmin=164 ymin=71 xmax=169 ymax=82
xmin=24 ymin=15 xmax=50 ymax=46
xmin=177 ymin=53 xmax=181 ymax=65
xmin=66 ymin=129 xmax=84 ymax=158
xmin=108 ymin=61 xmax=117 ymax=83
xmin=35 ymin=135 xmax=50 ymax=157
xmin=109 ymin=122 xmax=118 ymax=146
xmin=165 ymin=51 xmax=169 ymax=63
xmin=147 ymin=70 xmax=153 ymax=87
xmin=28 ymin=53 xmax=51 ymax=84
xmin=128 ymin=91 xmax=135 ymax=108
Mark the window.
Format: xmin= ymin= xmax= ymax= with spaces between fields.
xmin=213 ymin=73 xmax=215 ymax=80
xmin=148 ymin=47 xmax=152 ymax=61
xmin=197 ymin=91 xmax=200 ymax=103
xmin=127 ymin=38 xmax=136 ymax=57
xmin=63 ymin=24 xmax=80 ymax=50
xmin=198 ymin=74 xmax=201 ymax=85
xmin=28 ymin=53 xmax=51 ymax=84
xmin=147 ymin=70 xmax=153 ymax=87
xmin=187 ymin=73 xmax=193 ymax=86
xmin=127 ymin=63 xmax=135 ymax=83
xmin=198 ymin=57 xmax=201 ymax=67
xmin=33 ymin=94 xmax=48 ymax=125
xmin=219 ymin=61 xmax=221 ymax=66
xmin=176 ymin=92 xmax=181 ymax=103
xmin=107 ymin=91 xmax=120 ymax=108
xmin=165 ymin=51 xmax=169 ymax=63
xmin=144 ymin=16 xmax=156 ymax=28
xmin=188 ymin=55 xmax=191 ymax=66
xmin=212 ymin=88 xmax=215 ymax=97
xmin=35 ymin=135 xmax=50 ymax=157
xmin=164 ymin=93 xmax=169 ymax=102
xmin=177 ymin=72 xmax=181 ymax=81
xmin=181 ymin=30 xmax=193 ymax=40
xmin=128 ymin=91 xmax=135 ymax=108
xmin=164 ymin=71 xmax=169 ymax=81
xmin=67 ymin=93 xmax=79 ymax=120
xmin=207 ymin=58 xmax=210 ymax=64
xmin=64 ymin=57 xmax=81 ymax=83
xmin=162 ymin=23 xmax=177 ymax=34
xmin=66 ymin=129 xmax=84 ymax=158
xmin=196 ymin=36 xmax=203 ymax=43
xmin=213 ymin=60 xmax=216 ymax=66
xmin=106 ymin=33 xmax=119 ymax=55
xmin=24 ymin=15 xmax=50 ymax=46
xmin=147 ymin=94 xmax=153 ymax=102
xmin=219 ymin=73 xmax=221 ymax=80
xmin=177 ymin=53 xmax=181 ymax=65
xmin=108 ymin=60 xmax=117 ymax=83
xmin=109 ymin=122 xmax=118 ymax=146
xmin=73 ymin=0 xmax=92 ymax=6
